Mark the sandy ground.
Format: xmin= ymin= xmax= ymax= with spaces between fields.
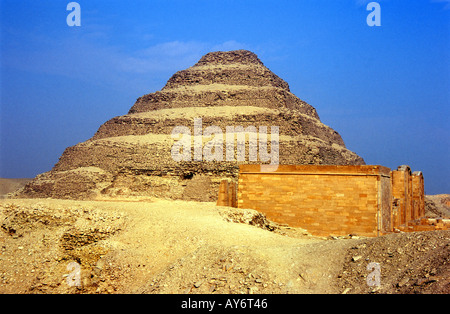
xmin=1 ymin=197 xmax=448 ymax=294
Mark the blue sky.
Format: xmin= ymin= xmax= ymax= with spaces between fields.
xmin=1 ymin=0 xmax=449 ymax=194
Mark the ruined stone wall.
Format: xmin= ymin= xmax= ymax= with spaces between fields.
xmin=380 ymin=174 xmax=393 ymax=234
xmin=412 ymin=171 xmax=425 ymax=220
xmin=217 ymin=180 xmax=237 ymax=208
xmin=391 ymin=166 xmax=413 ymax=228
xmin=237 ymin=165 xmax=392 ymax=237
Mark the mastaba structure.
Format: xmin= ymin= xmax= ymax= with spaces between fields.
xmin=230 ymin=164 xmax=448 ymax=237
xmin=16 ymin=50 xmax=365 ymax=201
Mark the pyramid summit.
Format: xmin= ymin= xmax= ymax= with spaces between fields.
xmin=128 ymin=49 xmax=293 ymax=114
xmin=16 ymin=50 xmax=365 ymax=201
xmin=196 ymin=50 xmax=264 ymax=65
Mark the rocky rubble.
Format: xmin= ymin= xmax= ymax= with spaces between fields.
xmin=217 ymin=207 xmax=277 ymax=232
xmin=141 ymin=245 xmax=286 ymax=294
xmin=337 ymin=231 xmax=450 ymax=294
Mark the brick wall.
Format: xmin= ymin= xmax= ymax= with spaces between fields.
xmin=237 ymin=165 xmax=392 ymax=237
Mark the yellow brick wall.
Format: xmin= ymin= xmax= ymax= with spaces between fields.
xmin=238 ymin=165 xmax=391 ymax=237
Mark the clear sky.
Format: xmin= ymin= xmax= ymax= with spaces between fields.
xmin=1 ymin=0 xmax=449 ymax=194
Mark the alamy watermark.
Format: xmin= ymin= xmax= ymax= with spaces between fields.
xmin=171 ymin=118 xmax=279 ymax=171
xmin=66 ymin=2 xmax=379 ymax=28
xmin=366 ymin=2 xmax=381 ymax=27
xmin=66 ymin=2 xmax=81 ymax=27
xmin=66 ymin=261 xmax=81 ymax=287
xmin=366 ymin=262 xmax=381 ymax=287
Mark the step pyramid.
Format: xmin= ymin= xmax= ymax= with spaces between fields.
xmin=16 ymin=50 xmax=365 ymax=201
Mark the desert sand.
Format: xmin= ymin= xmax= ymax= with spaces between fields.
xmin=1 ymin=196 xmax=448 ymax=294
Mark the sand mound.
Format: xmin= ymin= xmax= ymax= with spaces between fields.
xmin=1 ymin=198 xmax=448 ymax=294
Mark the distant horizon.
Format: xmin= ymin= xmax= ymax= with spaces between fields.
xmin=1 ymin=0 xmax=449 ymax=194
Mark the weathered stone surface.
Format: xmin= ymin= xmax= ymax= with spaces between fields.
xmin=15 ymin=50 xmax=365 ymax=201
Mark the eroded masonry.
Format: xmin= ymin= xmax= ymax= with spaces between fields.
xmin=218 ymin=165 xmax=449 ymax=237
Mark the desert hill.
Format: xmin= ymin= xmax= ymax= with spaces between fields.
xmin=0 ymin=198 xmax=448 ymax=294
xmin=425 ymin=194 xmax=450 ymax=218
